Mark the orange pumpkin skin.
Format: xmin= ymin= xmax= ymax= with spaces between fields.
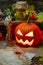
xmin=14 ymin=22 xmax=42 ymax=46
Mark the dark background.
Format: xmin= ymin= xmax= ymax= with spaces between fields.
xmin=0 ymin=0 xmax=43 ymax=11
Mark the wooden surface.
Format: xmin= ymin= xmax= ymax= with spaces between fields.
xmin=0 ymin=46 xmax=31 ymax=65
xmin=0 ymin=40 xmax=43 ymax=65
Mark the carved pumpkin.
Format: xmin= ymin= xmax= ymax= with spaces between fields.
xmin=14 ymin=22 xmax=42 ymax=46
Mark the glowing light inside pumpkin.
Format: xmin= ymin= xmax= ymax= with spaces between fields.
xmin=15 ymin=22 xmax=42 ymax=46
xmin=25 ymin=31 xmax=34 ymax=37
xmin=16 ymin=37 xmax=34 ymax=46
xmin=17 ymin=30 xmax=23 ymax=36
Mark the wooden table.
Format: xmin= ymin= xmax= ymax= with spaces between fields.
xmin=0 ymin=40 xmax=43 ymax=65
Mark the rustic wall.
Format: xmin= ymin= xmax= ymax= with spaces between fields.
xmin=0 ymin=0 xmax=43 ymax=11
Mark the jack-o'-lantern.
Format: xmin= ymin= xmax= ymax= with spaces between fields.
xmin=14 ymin=22 xmax=42 ymax=46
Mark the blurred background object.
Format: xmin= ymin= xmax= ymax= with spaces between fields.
xmin=0 ymin=0 xmax=43 ymax=41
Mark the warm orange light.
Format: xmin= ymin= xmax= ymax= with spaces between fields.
xmin=16 ymin=37 xmax=34 ymax=46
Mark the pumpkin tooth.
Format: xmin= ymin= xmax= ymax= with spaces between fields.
xmin=29 ymin=39 xmax=34 ymax=46
xmin=16 ymin=37 xmax=34 ymax=45
xmin=24 ymin=40 xmax=29 ymax=44
xmin=24 ymin=39 xmax=34 ymax=45
xmin=19 ymin=39 xmax=23 ymax=43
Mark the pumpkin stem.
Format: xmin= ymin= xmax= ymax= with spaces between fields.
xmin=27 ymin=17 xmax=29 ymax=23
xmin=27 ymin=13 xmax=31 ymax=24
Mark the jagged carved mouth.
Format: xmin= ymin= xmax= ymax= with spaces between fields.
xmin=16 ymin=37 xmax=34 ymax=46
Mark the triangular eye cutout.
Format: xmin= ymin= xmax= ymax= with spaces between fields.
xmin=17 ymin=30 xmax=23 ymax=36
xmin=25 ymin=31 xmax=33 ymax=37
